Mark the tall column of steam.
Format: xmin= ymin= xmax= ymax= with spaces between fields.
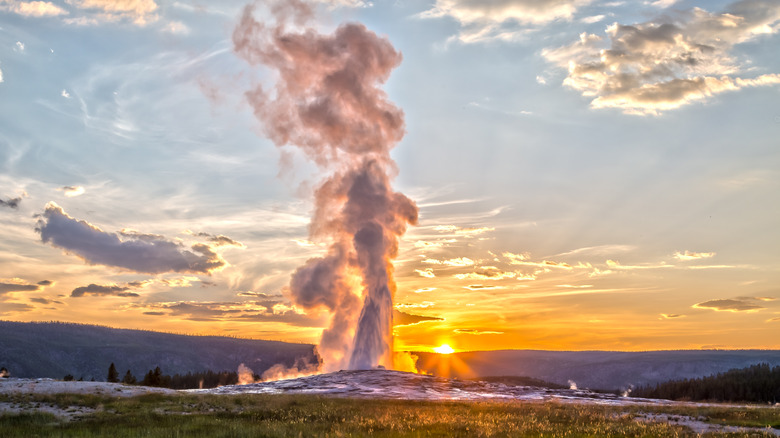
xmin=233 ymin=1 xmax=417 ymax=371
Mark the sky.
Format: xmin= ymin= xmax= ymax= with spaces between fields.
xmin=1 ymin=0 xmax=779 ymax=354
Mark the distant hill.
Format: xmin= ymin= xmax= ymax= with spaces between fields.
xmin=0 ymin=321 xmax=317 ymax=380
xmin=415 ymin=350 xmax=780 ymax=391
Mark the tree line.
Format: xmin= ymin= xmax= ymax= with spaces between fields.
xmin=632 ymin=363 xmax=780 ymax=403
xmin=62 ymin=363 xmax=258 ymax=390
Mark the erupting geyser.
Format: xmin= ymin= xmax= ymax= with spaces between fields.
xmin=233 ymin=0 xmax=417 ymax=371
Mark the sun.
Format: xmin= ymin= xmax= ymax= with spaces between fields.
xmin=433 ymin=344 xmax=455 ymax=354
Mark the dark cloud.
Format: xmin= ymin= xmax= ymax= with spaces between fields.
xmin=237 ymin=291 xmax=277 ymax=298
xmin=255 ymin=300 xmax=281 ymax=312
xmin=37 ymin=280 xmax=54 ymax=286
xmin=393 ymin=309 xmax=443 ymax=326
xmin=234 ymin=311 xmax=326 ymax=327
xmin=692 ymin=296 xmax=772 ymax=312
xmin=139 ymin=301 xmax=325 ymax=327
xmin=464 ymin=284 xmax=504 ymax=290
xmin=0 ymin=282 xmax=40 ymax=295
xmin=127 ymin=280 xmax=153 ymax=288
xmin=37 ymin=203 xmax=225 ymax=274
xmin=164 ymin=301 xmax=243 ymax=318
xmin=71 ymin=284 xmax=140 ymax=298
xmin=195 ymin=232 xmax=244 ymax=248
xmin=0 ymin=302 xmax=34 ymax=314
xmin=29 ymin=297 xmax=63 ymax=305
xmin=0 ymin=196 xmax=22 ymax=209
xmin=118 ymin=229 xmax=166 ymax=241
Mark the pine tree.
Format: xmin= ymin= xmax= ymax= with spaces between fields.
xmin=122 ymin=370 xmax=136 ymax=385
xmin=107 ymin=362 xmax=120 ymax=383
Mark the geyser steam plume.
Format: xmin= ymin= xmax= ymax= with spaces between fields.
xmin=233 ymin=1 xmax=418 ymax=371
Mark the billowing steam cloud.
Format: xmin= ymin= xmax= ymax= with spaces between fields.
xmin=233 ymin=1 xmax=417 ymax=371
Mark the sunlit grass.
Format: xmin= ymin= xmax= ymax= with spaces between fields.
xmin=1 ymin=392 xmax=778 ymax=437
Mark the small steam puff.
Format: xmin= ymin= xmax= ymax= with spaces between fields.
xmin=568 ymin=380 xmax=578 ymax=390
xmin=237 ymin=363 xmax=257 ymax=385
xmin=233 ymin=1 xmax=418 ymax=372
xmin=261 ymin=356 xmax=322 ymax=382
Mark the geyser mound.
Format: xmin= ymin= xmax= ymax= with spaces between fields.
xmin=194 ymin=369 xmax=670 ymax=404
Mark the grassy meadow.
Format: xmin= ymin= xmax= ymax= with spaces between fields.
xmin=1 ymin=391 xmax=779 ymax=437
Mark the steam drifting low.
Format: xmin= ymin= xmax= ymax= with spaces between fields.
xmin=233 ymin=0 xmax=417 ymax=371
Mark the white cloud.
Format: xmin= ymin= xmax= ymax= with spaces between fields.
xmin=65 ymin=0 xmax=159 ymax=26
xmin=554 ymin=244 xmax=635 ymax=257
xmin=648 ymin=0 xmax=677 ymax=8
xmin=580 ymin=14 xmax=605 ymax=24
xmin=61 ymin=89 xmax=71 ymax=99
xmin=542 ymin=1 xmax=780 ymax=115
xmin=674 ymin=250 xmax=715 ymax=261
xmin=423 ymin=257 xmax=475 ymax=267
xmin=162 ymin=20 xmax=188 ymax=35
xmin=15 ymin=41 xmax=25 ymax=52
xmin=1 ymin=1 xmax=68 ymax=17
xmin=315 ymin=0 xmax=372 ymax=8
xmin=419 ymin=0 xmax=594 ymax=43
xmin=454 ymin=266 xmax=521 ymax=280
xmin=415 ymin=268 xmax=435 ymax=278
xmin=502 ymin=251 xmax=529 ymax=263
xmin=57 ymin=185 xmax=84 ymax=196
xmin=434 ymin=224 xmax=494 ymax=237
xmin=606 ymin=259 xmax=673 ymax=270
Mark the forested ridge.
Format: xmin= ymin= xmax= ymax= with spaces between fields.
xmin=632 ymin=363 xmax=780 ymax=403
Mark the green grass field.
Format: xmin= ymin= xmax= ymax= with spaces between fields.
xmin=1 ymin=392 xmax=778 ymax=437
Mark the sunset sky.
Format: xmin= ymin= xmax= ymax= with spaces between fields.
xmin=1 ymin=0 xmax=779 ymax=354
